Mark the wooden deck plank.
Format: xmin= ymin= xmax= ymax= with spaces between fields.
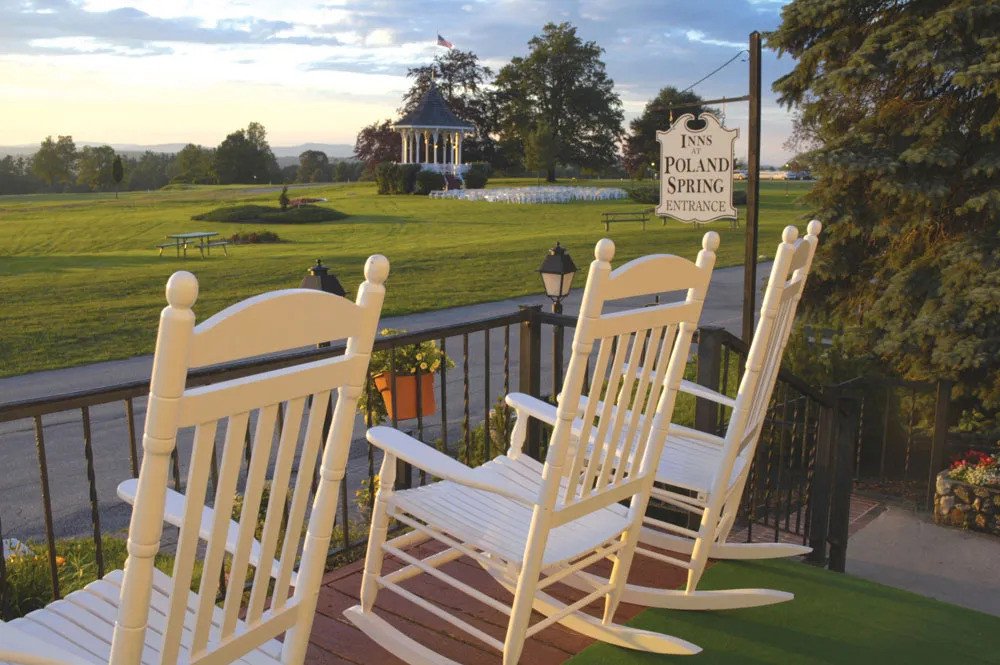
xmin=306 ymin=495 xmax=880 ymax=663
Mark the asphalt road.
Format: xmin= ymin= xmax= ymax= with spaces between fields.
xmin=0 ymin=262 xmax=768 ymax=544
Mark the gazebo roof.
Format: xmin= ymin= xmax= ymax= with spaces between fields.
xmin=394 ymin=82 xmax=475 ymax=131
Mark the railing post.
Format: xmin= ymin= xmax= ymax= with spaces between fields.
xmin=694 ymin=326 xmax=725 ymax=435
xmin=519 ymin=305 xmax=543 ymax=460
xmin=828 ymin=393 xmax=859 ymax=573
xmin=806 ymin=387 xmax=836 ymax=565
xmin=926 ymin=380 xmax=953 ymax=510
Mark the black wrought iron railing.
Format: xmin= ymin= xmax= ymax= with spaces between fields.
xmin=0 ymin=306 xmax=857 ymax=618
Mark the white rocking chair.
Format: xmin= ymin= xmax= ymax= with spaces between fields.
xmin=0 ymin=256 xmax=389 ymax=665
xmin=345 ymin=234 xmax=720 ymax=664
xmin=519 ymin=222 xmax=823 ymax=611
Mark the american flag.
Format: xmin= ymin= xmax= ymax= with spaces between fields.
xmin=436 ymin=34 xmax=453 ymax=49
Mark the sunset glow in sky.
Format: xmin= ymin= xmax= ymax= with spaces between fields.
xmin=3 ymin=0 xmax=800 ymax=164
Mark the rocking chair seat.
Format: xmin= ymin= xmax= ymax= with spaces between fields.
xmin=4 ymin=568 xmax=282 ymax=665
xmin=655 ymin=433 xmax=751 ymax=496
xmin=393 ymin=454 xmax=630 ymax=567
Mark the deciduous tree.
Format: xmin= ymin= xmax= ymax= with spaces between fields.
xmin=76 ymin=145 xmax=117 ymax=191
xmin=173 ymin=144 xmax=216 ymax=184
xmin=770 ymin=0 xmax=1000 ymax=421
xmin=493 ymin=23 xmax=623 ymax=181
xmin=297 ymin=150 xmax=331 ymax=182
xmin=353 ymin=120 xmax=400 ymax=174
xmin=32 ymin=135 xmax=76 ymax=189
xmin=214 ymin=122 xmax=279 ymax=184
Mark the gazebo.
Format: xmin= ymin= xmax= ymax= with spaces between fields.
xmin=393 ymin=82 xmax=475 ymax=176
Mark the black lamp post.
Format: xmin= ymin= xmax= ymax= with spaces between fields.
xmin=537 ymin=242 xmax=576 ymax=315
xmin=538 ymin=242 xmax=576 ymax=391
xmin=300 ymin=259 xmax=345 ymax=297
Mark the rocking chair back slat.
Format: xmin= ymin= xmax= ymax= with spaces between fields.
xmin=245 ymin=396 xmax=308 ymax=622
xmin=104 ymin=255 xmax=388 ymax=665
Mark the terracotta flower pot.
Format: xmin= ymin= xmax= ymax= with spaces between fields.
xmin=373 ymin=371 xmax=437 ymax=421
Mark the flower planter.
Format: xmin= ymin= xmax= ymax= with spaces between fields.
xmin=933 ymin=470 xmax=1000 ymax=537
xmin=373 ymin=371 xmax=436 ymax=422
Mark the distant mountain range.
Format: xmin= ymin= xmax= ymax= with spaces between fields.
xmin=0 ymin=142 xmax=355 ymax=159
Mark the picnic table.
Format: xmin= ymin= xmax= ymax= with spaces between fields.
xmin=157 ymin=231 xmax=229 ymax=258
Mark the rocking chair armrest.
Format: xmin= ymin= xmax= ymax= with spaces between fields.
xmin=117 ymin=479 xmax=294 ymax=585
xmin=366 ymin=426 xmax=539 ymax=505
xmin=679 ymin=380 xmax=736 ymax=408
xmin=0 ymin=623 xmax=80 ymax=664
xmin=505 ymin=392 xmax=558 ymax=425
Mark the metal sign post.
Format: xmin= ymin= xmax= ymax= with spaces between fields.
xmin=659 ymin=31 xmax=763 ymax=345
xmin=743 ymin=31 xmax=762 ymax=345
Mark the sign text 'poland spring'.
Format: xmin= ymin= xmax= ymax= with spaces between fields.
xmin=656 ymin=113 xmax=739 ymax=224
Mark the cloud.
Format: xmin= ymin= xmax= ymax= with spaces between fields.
xmin=0 ymin=0 xmax=342 ymax=57
xmin=1 ymin=0 xmax=800 ymax=163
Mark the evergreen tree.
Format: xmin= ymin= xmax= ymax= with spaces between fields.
xmin=493 ymin=22 xmax=623 ymax=181
xmin=770 ymin=0 xmax=1000 ymax=422
xmin=112 ymin=154 xmax=124 ymax=198
xmin=622 ymin=87 xmax=714 ymax=178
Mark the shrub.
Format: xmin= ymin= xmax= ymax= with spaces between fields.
xmin=374 ymin=162 xmax=421 ymax=194
xmin=278 ymin=185 xmax=290 ymax=211
xmin=414 ymin=170 xmax=445 ymax=195
xmin=457 ymin=397 xmax=514 ymax=468
xmin=192 ymin=204 xmax=345 ymax=224
xmin=1 ymin=537 xmax=187 ymax=620
xmin=463 ymin=162 xmax=491 ymax=189
xmin=229 ymin=230 xmax=280 ymax=244
xmin=626 ymin=182 xmax=658 ymax=204
xmin=733 ymin=190 xmax=747 ymax=205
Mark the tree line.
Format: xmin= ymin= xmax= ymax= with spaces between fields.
xmin=354 ymin=22 xmax=720 ymax=182
xmin=0 ymin=122 xmax=364 ymax=195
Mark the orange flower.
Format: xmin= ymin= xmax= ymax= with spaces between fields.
xmin=55 ymin=555 xmax=66 ymax=567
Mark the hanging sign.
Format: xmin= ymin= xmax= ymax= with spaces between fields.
xmin=656 ymin=112 xmax=738 ymax=224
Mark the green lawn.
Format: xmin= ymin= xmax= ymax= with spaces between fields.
xmin=569 ymin=559 xmax=1000 ymax=664
xmin=0 ymin=179 xmax=814 ymax=377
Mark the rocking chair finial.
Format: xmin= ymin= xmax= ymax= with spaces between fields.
xmin=595 ymin=237 xmax=615 ymax=263
xmin=364 ymin=254 xmax=391 ymax=285
xmin=165 ymin=270 xmax=198 ymax=309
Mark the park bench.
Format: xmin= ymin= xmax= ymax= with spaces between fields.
xmin=601 ymin=207 xmax=653 ymax=231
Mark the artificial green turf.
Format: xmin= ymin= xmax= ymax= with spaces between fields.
xmin=0 ymin=179 xmax=814 ymax=376
xmin=568 ymin=559 xmax=1000 ymax=664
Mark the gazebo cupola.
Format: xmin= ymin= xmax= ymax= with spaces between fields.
xmin=393 ymin=82 xmax=475 ymax=175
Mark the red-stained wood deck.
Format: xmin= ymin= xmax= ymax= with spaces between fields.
xmin=303 ymin=494 xmax=881 ymax=664
xmin=304 ymin=538 xmax=687 ymax=665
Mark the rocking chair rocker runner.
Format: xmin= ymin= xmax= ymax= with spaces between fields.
xmin=0 ymin=255 xmax=389 ymax=664
xmin=345 ymin=234 xmax=720 ymax=663
xmin=521 ymin=222 xmax=823 ymax=611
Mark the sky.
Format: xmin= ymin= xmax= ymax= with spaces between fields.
xmin=2 ymin=0 xmax=801 ymax=165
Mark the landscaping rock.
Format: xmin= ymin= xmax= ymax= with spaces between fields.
xmin=934 ymin=470 xmax=1000 ymax=537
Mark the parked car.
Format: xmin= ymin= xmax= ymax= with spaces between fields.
xmin=733 ymin=170 xmax=748 ymax=181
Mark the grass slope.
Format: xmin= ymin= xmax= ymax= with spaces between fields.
xmin=0 ymin=180 xmax=814 ymax=377
xmin=569 ymin=559 xmax=1000 ymax=664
